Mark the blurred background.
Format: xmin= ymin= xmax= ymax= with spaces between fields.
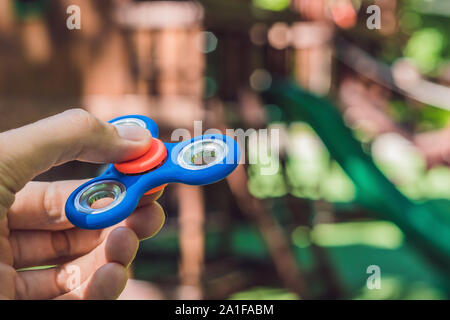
xmin=0 ymin=0 xmax=449 ymax=300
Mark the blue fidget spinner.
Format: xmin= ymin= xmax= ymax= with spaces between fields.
xmin=65 ymin=115 xmax=241 ymax=230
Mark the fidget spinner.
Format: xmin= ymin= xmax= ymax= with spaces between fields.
xmin=65 ymin=115 xmax=241 ymax=230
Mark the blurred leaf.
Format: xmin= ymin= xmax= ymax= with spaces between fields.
xmin=417 ymin=106 xmax=450 ymax=131
xmin=422 ymin=166 xmax=450 ymax=199
xmin=229 ymin=287 xmax=300 ymax=300
xmin=252 ymin=0 xmax=290 ymax=12
xmin=404 ymin=28 xmax=446 ymax=74
xmin=355 ymin=277 xmax=446 ymax=300
xmin=311 ymin=221 xmax=404 ymax=250
xmin=320 ymin=161 xmax=356 ymax=203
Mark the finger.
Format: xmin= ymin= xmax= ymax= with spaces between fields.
xmin=137 ymin=188 xmax=164 ymax=206
xmin=56 ymin=263 xmax=128 ymax=300
xmin=8 ymin=180 xmax=164 ymax=230
xmin=16 ymin=227 xmax=137 ymax=300
xmin=0 ymin=262 xmax=15 ymax=299
xmin=10 ymin=202 xmax=165 ymax=268
xmin=124 ymin=201 xmax=165 ymax=240
xmin=8 ymin=180 xmax=89 ymax=231
xmin=11 ymin=227 xmax=103 ymax=269
xmin=0 ymin=109 xmax=152 ymax=195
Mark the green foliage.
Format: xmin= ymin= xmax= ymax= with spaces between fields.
xmin=388 ymin=100 xmax=450 ymax=132
xmin=311 ymin=221 xmax=404 ymax=250
xmin=417 ymin=107 xmax=450 ymax=131
xmin=252 ymin=0 xmax=290 ymax=12
xmin=399 ymin=10 xmax=423 ymax=34
xmin=355 ymin=277 xmax=446 ymax=300
xmin=325 ymin=243 xmax=449 ymax=299
xmin=14 ymin=0 xmax=48 ymax=20
xmin=422 ymin=166 xmax=450 ymax=199
xmin=248 ymin=162 xmax=288 ymax=198
xmin=248 ymin=121 xmax=449 ymax=202
xmin=320 ymin=162 xmax=356 ymax=203
xmin=404 ymin=28 xmax=446 ymax=74
xmin=229 ymin=287 xmax=300 ymax=300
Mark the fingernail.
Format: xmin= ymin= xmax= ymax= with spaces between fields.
xmin=115 ymin=124 xmax=151 ymax=142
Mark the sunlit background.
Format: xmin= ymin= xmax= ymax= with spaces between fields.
xmin=0 ymin=0 xmax=449 ymax=300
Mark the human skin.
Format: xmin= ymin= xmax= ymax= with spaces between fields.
xmin=0 ymin=109 xmax=166 ymax=299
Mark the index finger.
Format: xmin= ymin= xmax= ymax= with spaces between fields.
xmin=8 ymin=180 xmax=164 ymax=231
xmin=0 ymin=109 xmax=152 ymax=195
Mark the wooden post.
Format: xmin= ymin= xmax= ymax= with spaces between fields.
xmin=176 ymin=184 xmax=205 ymax=299
xmin=112 ymin=1 xmax=207 ymax=299
xmin=291 ymin=22 xmax=334 ymax=96
xmin=0 ymin=0 xmax=13 ymax=34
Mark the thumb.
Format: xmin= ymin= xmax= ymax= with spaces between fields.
xmin=0 ymin=109 xmax=152 ymax=194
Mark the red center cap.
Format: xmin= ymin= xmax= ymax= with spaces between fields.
xmin=115 ymin=138 xmax=167 ymax=175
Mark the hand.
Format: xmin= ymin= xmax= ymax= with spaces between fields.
xmin=0 ymin=109 xmax=166 ymax=300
